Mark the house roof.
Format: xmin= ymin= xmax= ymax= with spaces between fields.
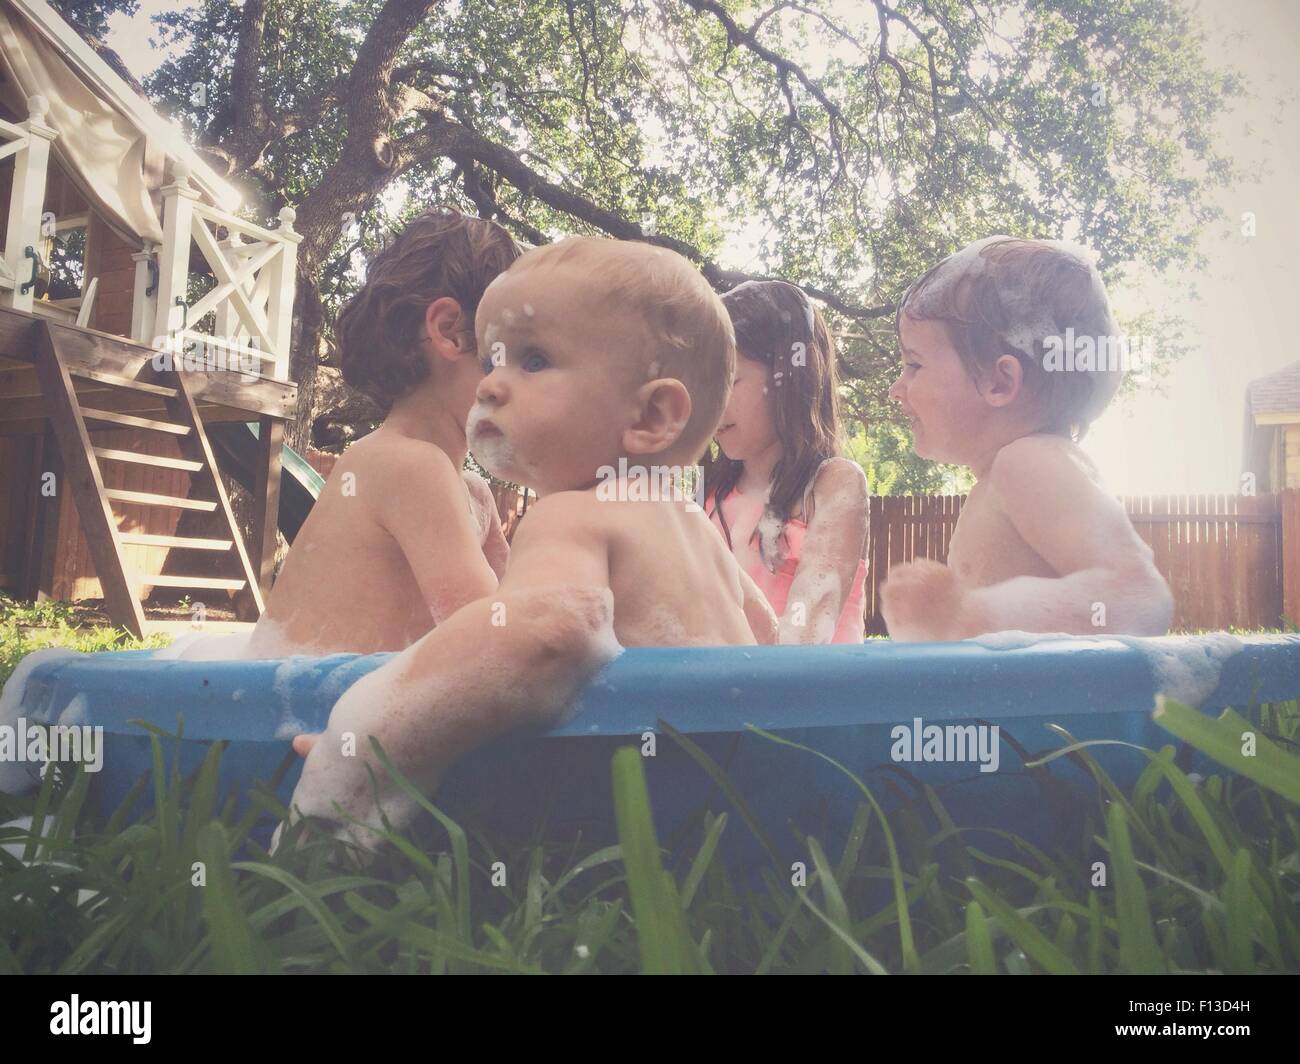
xmin=5 ymin=0 xmax=240 ymax=214
xmin=1247 ymin=360 xmax=1300 ymax=419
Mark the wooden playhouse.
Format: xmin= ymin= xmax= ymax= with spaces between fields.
xmin=0 ymin=0 xmax=300 ymax=636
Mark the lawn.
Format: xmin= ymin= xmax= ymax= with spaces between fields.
xmin=1 ymin=595 xmax=1297 ymax=974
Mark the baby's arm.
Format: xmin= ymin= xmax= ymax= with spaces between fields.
xmin=884 ymin=438 xmax=1173 ymax=640
xmin=283 ymin=493 xmax=620 ymax=850
xmin=375 ymin=443 xmax=500 ymax=625
xmin=778 ymin=459 xmax=868 ymax=644
xmin=463 ymin=469 xmax=510 ymax=581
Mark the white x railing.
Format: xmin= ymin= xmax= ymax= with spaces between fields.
xmin=150 ymin=160 xmax=302 ymax=382
xmin=0 ymin=92 xmax=300 ymax=382
xmin=0 ymin=94 xmax=57 ymax=311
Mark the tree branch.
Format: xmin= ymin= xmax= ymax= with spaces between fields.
xmin=291 ymin=0 xmax=445 ymax=267
xmin=393 ymin=111 xmax=891 ymax=321
xmin=681 ymin=0 xmax=858 ymax=183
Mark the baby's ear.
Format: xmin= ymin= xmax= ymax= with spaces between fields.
xmin=624 ymin=378 xmax=692 ymax=455
xmin=982 ymin=353 xmax=1025 ymax=407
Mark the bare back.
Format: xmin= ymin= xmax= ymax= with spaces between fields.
xmin=946 ymin=479 xmax=1059 ymax=588
xmin=247 ymin=431 xmax=499 ymax=656
xmin=605 ymin=499 xmax=756 ymax=646
xmin=503 ymin=490 xmax=757 ymax=647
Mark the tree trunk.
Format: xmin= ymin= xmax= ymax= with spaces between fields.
xmin=286 ymin=272 xmax=325 ymax=456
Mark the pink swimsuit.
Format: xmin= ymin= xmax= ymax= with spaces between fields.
xmin=708 ymin=474 xmax=867 ymax=644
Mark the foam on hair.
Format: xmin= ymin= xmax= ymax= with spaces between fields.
xmin=724 ymin=279 xmax=817 ymax=341
xmin=899 ymin=236 xmax=1124 ymax=432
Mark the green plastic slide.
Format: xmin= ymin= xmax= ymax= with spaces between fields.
xmin=207 ymin=422 xmax=324 ymax=543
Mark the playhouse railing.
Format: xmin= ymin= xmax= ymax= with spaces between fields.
xmin=0 ymin=95 xmax=56 ymax=313
xmin=150 ymin=160 xmax=302 ymax=382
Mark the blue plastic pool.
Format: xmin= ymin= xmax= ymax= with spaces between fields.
xmin=5 ymin=634 xmax=1298 ymax=877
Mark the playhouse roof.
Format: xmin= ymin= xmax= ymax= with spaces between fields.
xmin=1246 ymin=360 xmax=1300 ymax=419
xmin=0 ymin=0 xmax=241 ymax=245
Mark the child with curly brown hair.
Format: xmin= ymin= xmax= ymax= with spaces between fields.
xmin=243 ymin=209 xmax=520 ymax=656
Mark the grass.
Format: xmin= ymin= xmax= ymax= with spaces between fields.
xmin=1 ymin=600 xmax=1298 ymax=973
xmin=1 ymin=595 xmax=171 ymax=686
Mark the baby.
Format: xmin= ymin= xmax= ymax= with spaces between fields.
xmin=282 ymin=236 xmax=777 ymax=848
xmin=880 ymin=236 xmax=1173 ymax=641
xmin=241 ymin=210 xmax=516 ymax=657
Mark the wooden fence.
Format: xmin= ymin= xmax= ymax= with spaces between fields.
xmin=22 ymin=462 xmax=1298 ymax=634
xmin=864 ymin=493 xmax=1289 ymax=634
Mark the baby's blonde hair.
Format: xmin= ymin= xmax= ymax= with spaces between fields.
xmin=511 ymin=237 xmax=735 ymax=460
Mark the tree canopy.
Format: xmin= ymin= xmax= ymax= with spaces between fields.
xmin=56 ymin=0 xmax=1243 ymax=485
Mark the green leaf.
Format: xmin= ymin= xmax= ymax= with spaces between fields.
xmin=965 ymin=902 xmax=997 ymax=974
xmin=1154 ymin=698 xmax=1300 ymax=804
xmin=680 ymin=812 xmax=726 ymax=910
xmin=796 ymin=890 xmax=889 ymax=975
xmin=746 ymin=725 xmax=921 ymax=974
xmin=365 ymin=737 xmax=472 ymax=938
xmin=807 ymin=836 xmax=855 ymax=974
xmin=233 ymin=861 xmax=361 ymax=968
xmin=659 ymin=720 xmax=782 ymax=867
xmin=1105 ymin=803 xmax=1165 ymax=974
xmin=196 ymin=823 xmax=275 ymax=974
xmin=610 ymin=747 xmax=703 ymax=974
xmin=1224 ymin=848 xmax=1255 ymax=974
xmin=965 ymin=880 xmax=1078 ymax=975
xmin=181 ymin=741 xmax=226 ymax=857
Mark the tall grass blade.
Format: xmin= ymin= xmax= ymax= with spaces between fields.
xmin=965 ymin=901 xmax=996 ymax=974
xmin=1105 ymin=803 xmax=1165 ymax=974
xmin=1154 ymin=698 xmax=1300 ymax=803
xmin=610 ymin=747 xmax=702 ymax=974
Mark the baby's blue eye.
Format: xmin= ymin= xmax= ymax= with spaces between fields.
xmin=480 ymin=355 xmax=496 ymax=374
xmin=522 ymin=351 xmax=549 ymax=372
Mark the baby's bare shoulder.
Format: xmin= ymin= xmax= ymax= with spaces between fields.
xmin=511 ymin=491 xmax=607 ymax=545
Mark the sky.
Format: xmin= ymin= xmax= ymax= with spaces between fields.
xmin=102 ymin=0 xmax=1300 ymax=495
xmin=1077 ymin=0 xmax=1300 ymax=495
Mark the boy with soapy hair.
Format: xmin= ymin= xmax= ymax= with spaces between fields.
xmin=281 ymin=236 xmax=778 ymax=848
xmin=880 ymin=236 xmax=1173 ymax=641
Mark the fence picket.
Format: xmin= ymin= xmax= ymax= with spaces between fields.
xmin=854 ymin=490 xmax=1286 ymax=634
xmin=484 ymin=485 xmax=1290 ymax=634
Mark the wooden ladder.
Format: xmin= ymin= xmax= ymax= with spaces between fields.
xmin=34 ymin=320 xmax=264 ymax=637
